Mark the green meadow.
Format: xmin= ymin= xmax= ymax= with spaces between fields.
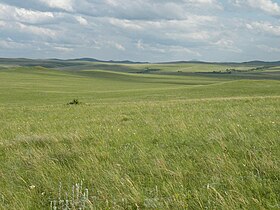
xmin=0 ymin=60 xmax=279 ymax=209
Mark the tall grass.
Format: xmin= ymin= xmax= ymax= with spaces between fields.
xmin=0 ymin=66 xmax=279 ymax=209
xmin=0 ymin=97 xmax=279 ymax=209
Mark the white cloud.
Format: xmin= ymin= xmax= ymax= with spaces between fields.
xmin=232 ymin=0 xmax=280 ymax=16
xmin=105 ymin=0 xmax=119 ymax=7
xmin=109 ymin=18 xmax=143 ymax=30
xmin=100 ymin=0 xmax=222 ymax=20
xmin=246 ymin=21 xmax=280 ymax=36
xmin=109 ymin=15 xmax=217 ymax=33
xmin=38 ymin=0 xmax=74 ymax=12
xmin=0 ymin=0 xmax=280 ymax=61
xmin=106 ymin=41 xmax=126 ymax=51
xmin=247 ymin=0 xmax=280 ymax=16
xmin=230 ymin=0 xmax=242 ymax=6
xmin=168 ymin=45 xmax=201 ymax=56
xmin=135 ymin=40 xmax=201 ymax=56
xmin=136 ymin=40 xmax=145 ymax=50
xmin=165 ymin=31 xmax=211 ymax=41
xmin=0 ymin=38 xmax=37 ymax=50
xmin=187 ymin=0 xmax=223 ymax=9
xmin=189 ymin=0 xmax=214 ymax=3
xmin=0 ymin=20 xmax=6 ymax=27
xmin=0 ymin=40 xmax=24 ymax=49
xmin=53 ymin=46 xmax=73 ymax=52
xmin=0 ymin=3 xmax=55 ymax=24
xmin=75 ymin=16 xmax=88 ymax=26
xmin=136 ymin=41 xmax=166 ymax=53
xmin=213 ymin=39 xmax=242 ymax=53
xmin=146 ymin=16 xmax=217 ymax=29
xmin=18 ymin=23 xmax=57 ymax=38
xmin=257 ymin=44 xmax=280 ymax=52
xmin=114 ymin=43 xmax=126 ymax=51
xmin=14 ymin=8 xmax=54 ymax=23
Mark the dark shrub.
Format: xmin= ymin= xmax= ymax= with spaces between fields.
xmin=67 ymin=99 xmax=80 ymax=105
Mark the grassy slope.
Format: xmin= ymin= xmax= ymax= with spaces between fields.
xmin=0 ymin=65 xmax=279 ymax=209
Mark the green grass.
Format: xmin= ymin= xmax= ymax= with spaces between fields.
xmin=0 ymin=63 xmax=279 ymax=209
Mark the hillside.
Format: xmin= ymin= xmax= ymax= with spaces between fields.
xmin=0 ymin=62 xmax=279 ymax=209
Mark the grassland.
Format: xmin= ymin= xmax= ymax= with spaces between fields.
xmin=0 ymin=60 xmax=279 ymax=209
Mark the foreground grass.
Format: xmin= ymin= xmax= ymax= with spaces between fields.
xmin=0 ymin=67 xmax=279 ymax=209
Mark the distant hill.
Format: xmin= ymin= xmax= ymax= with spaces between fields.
xmin=159 ymin=61 xmax=215 ymax=65
xmin=67 ymin=58 xmax=102 ymax=62
xmin=0 ymin=57 xmax=148 ymax=66
xmin=0 ymin=58 xmax=84 ymax=68
xmin=160 ymin=60 xmax=280 ymax=66
xmin=0 ymin=58 xmax=279 ymax=68
xmin=68 ymin=58 xmax=148 ymax=64
xmin=240 ymin=60 xmax=280 ymax=66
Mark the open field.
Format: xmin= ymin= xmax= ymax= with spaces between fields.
xmin=0 ymin=60 xmax=279 ymax=209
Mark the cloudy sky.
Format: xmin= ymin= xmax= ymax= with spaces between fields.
xmin=0 ymin=0 xmax=280 ymax=62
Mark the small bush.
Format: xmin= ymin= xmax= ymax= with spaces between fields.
xmin=67 ymin=99 xmax=80 ymax=105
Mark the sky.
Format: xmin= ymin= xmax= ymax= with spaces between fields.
xmin=0 ymin=0 xmax=280 ymax=62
